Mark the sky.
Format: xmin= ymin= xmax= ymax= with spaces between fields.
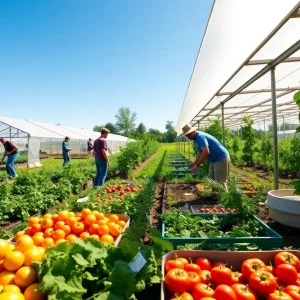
xmin=0 ymin=0 xmax=213 ymax=132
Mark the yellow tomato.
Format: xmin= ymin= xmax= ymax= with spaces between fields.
xmin=24 ymin=283 xmax=46 ymax=300
xmin=3 ymin=251 xmax=24 ymax=271
xmin=0 ymin=240 xmax=10 ymax=260
xmin=13 ymin=266 xmax=37 ymax=289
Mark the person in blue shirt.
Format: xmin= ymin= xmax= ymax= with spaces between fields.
xmin=182 ymin=124 xmax=230 ymax=187
xmin=62 ymin=136 xmax=72 ymax=167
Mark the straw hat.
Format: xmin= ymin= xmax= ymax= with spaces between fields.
xmin=182 ymin=124 xmax=196 ymax=136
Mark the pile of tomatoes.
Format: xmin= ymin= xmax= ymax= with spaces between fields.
xmin=164 ymin=251 xmax=300 ymax=300
xmin=15 ymin=209 xmax=128 ymax=248
xmin=0 ymin=238 xmax=46 ymax=300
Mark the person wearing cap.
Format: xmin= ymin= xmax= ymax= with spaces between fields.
xmin=182 ymin=124 xmax=230 ymax=187
xmin=93 ymin=128 xmax=110 ymax=186
xmin=0 ymin=137 xmax=19 ymax=178
xmin=62 ymin=136 xmax=72 ymax=167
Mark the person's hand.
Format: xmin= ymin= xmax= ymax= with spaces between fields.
xmin=189 ymin=162 xmax=196 ymax=169
xmin=191 ymin=164 xmax=200 ymax=173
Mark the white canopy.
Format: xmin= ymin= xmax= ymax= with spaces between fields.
xmin=176 ymin=0 xmax=300 ymax=134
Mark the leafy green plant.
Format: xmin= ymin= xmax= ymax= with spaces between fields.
xmin=241 ymin=116 xmax=255 ymax=164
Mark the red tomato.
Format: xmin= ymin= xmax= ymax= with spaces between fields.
xmin=199 ymin=298 xmax=217 ymax=300
xmin=276 ymin=264 xmax=298 ymax=285
xmin=265 ymin=265 xmax=277 ymax=276
xmin=241 ymin=258 xmax=265 ymax=278
xmin=231 ymin=272 xmax=247 ymax=285
xmin=125 ymin=187 xmax=131 ymax=192
xmin=274 ymin=252 xmax=300 ymax=271
xmin=164 ymin=268 xmax=190 ymax=294
xmin=231 ymin=283 xmax=258 ymax=300
xmin=170 ymin=292 xmax=193 ymax=300
xmin=296 ymin=273 xmax=300 ymax=287
xmin=213 ymin=262 xmax=226 ymax=268
xmin=177 ymin=258 xmax=189 ymax=266
xmin=214 ymin=285 xmax=236 ymax=300
xmin=210 ymin=265 xmax=232 ymax=286
xmin=199 ymin=270 xmax=211 ymax=284
xmin=184 ymin=263 xmax=201 ymax=274
xmin=187 ymin=272 xmax=201 ymax=291
xmin=249 ymin=270 xmax=277 ymax=296
xmin=267 ymin=290 xmax=293 ymax=300
xmin=192 ymin=283 xmax=215 ymax=299
xmin=284 ymin=285 xmax=300 ymax=300
xmin=195 ymin=257 xmax=212 ymax=271
xmin=165 ymin=260 xmax=184 ymax=273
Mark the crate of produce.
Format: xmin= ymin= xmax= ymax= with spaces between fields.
xmin=161 ymin=250 xmax=300 ymax=300
xmin=237 ymin=181 xmax=257 ymax=197
xmin=161 ymin=213 xmax=283 ymax=248
xmin=191 ymin=204 xmax=237 ymax=214
xmin=8 ymin=212 xmax=130 ymax=247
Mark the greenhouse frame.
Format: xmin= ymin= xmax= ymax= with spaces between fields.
xmin=0 ymin=116 xmax=129 ymax=167
xmin=176 ymin=0 xmax=300 ymax=189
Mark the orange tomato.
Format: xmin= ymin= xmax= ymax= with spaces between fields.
xmin=103 ymin=217 xmax=109 ymax=223
xmin=0 ymin=240 xmax=10 ymax=260
xmin=2 ymin=284 xmax=21 ymax=293
xmin=79 ymin=232 xmax=90 ymax=239
xmin=41 ymin=218 xmax=53 ymax=230
xmin=90 ymin=234 xmax=100 ymax=240
xmin=109 ymin=214 xmax=119 ymax=223
xmin=44 ymin=228 xmax=54 ymax=238
xmin=71 ymin=222 xmax=84 ymax=234
xmin=81 ymin=209 xmax=91 ymax=219
xmin=31 ymin=223 xmax=42 ymax=234
xmin=28 ymin=217 xmax=40 ymax=227
xmin=65 ymin=235 xmax=77 ymax=243
xmin=0 ymin=270 xmax=15 ymax=285
xmin=117 ymin=220 xmax=126 ymax=227
xmin=93 ymin=212 xmax=104 ymax=221
xmin=14 ymin=266 xmax=37 ymax=289
xmin=33 ymin=232 xmax=43 ymax=237
xmin=23 ymin=248 xmax=43 ymax=266
xmin=24 ymin=227 xmax=32 ymax=235
xmin=42 ymin=238 xmax=54 ymax=248
xmin=52 ymin=229 xmax=65 ymax=241
xmin=109 ymin=224 xmax=123 ymax=237
xmin=3 ymin=251 xmax=24 ymax=271
xmin=68 ymin=212 xmax=75 ymax=218
xmin=51 ymin=214 xmax=58 ymax=223
xmin=100 ymin=234 xmax=114 ymax=244
xmin=61 ymin=225 xmax=71 ymax=236
xmin=24 ymin=283 xmax=46 ymax=300
xmin=85 ymin=214 xmax=97 ymax=226
xmin=8 ymin=244 xmax=15 ymax=252
xmin=75 ymin=212 xmax=82 ymax=218
xmin=14 ymin=232 xmax=25 ymax=242
xmin=98 ymin=225 xmax=110 ymax=236
xmin=42 ymin=214 xmax=52 ymax=219
xmin=65 ymin=217 xmax=77 ymax=227
xmin=54 ymin=221 xmax=65 ymax=230
xmin=55 ymin=239 xmax=66 ymax=245
xmin=57 ymin=211 xmax=69 ymax=221
xmin=89 ymin=224 xmax=99 ymax=235
xmin=32 ymin=235 xmax=44 ymax=247
xmin=97 ymin=220 xmax=107 ymax=226
xmin=15 ymin=235 xmax=34 ymax=252
xmin=107 ymin=221 xmax=116 ymax=228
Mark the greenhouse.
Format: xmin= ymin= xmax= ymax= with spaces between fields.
xmin=176 ymin=0 xmax=300 ymax=189
xmin=0 ymin=116 xmax=129 ymax=167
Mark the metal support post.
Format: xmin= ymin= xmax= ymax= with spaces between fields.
xmin=283 ymin=116 xmax=285 ymax=139
xmin=222 ymin=103 xmax=225 ymax=146
xmin=184 ymin=138 xmax=186 ymax=156
xmin=271 ymin=68 xmax=279 ymax=190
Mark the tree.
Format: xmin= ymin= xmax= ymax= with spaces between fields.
xmin=147 ymin=128 xmax=165 ymax=142
xmin=136 ymin=123 xmax=146 ymax=135
xmin=241 ymin=116 xmax=255 ymax=164
xmin=93 ymin=125 xmax=104 ymax=132
xmin=104 ymin=122 xmax=118 ymax=134
xmin=204 ymin=115 xmax=223 ymax=142
xmin=165 ymin=121 xmax=177 ymax=143
xmin=115 ymin=107 xmax=137 ymax=136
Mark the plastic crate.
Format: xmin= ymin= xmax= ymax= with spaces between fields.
xmin=161 ymin=250 xmax=300 ymax=300
xmin=190 ymin=204 xmax=235 ymax=214
xmin=161 ymin=214 xmax=283 ymax=248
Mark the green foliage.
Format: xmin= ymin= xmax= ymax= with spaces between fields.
xmin=115 ymin=107 xmax=137 ymax=136
xmin=165 ymin=121 xmax=177 ymax=143
xmin=241 ymin=116 xmax=255 ymax=163
xmin=117 ymin=139 xmax=159 ymax=175
xmin=203 ymin=115 xmax=223 ymax=142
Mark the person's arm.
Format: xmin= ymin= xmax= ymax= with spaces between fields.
xmin=191 ymin=146 xmax=209 ymax=173
xmin=1 ymin=151 xmax=7 ymax=164
xmin=101 ymin=140 xmax=109 ymax=166
xmin=5 ymin=142 xmax=18 ymax=156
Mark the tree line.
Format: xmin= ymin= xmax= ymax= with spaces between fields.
xmin=93 ymin=107 xmax=177 ymax=143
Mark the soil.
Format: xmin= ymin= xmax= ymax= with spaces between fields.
xmin=163 ymin=182 xmax=218 ymax=212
